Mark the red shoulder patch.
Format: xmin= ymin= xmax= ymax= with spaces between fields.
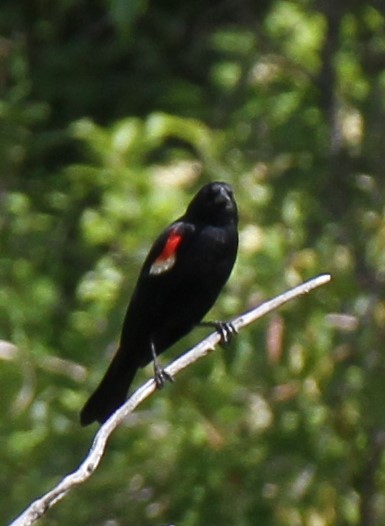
xmin=149 ymin=229 xmax=183 ymax=275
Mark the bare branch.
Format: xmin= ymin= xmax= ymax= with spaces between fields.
xmin=9 ymin=273 xmax=331 ymax=526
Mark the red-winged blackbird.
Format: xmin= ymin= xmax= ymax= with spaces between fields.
xmin=80 ymin=182 xmax=238 ymax=425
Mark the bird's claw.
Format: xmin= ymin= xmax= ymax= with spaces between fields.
xmin=215 ymin=321 xmax=238 ymax=345
xmin=154 ymin=366 xmax=174 ymax=390
xmin=200 ymin=320 xmax=237 ymax=345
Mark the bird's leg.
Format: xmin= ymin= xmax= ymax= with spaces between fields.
xmin=150 ymin=340 xmax=174 ymax=389
xmin=199 ymin=320 xmax=238 ymax=345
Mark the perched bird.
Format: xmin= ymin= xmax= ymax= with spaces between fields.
xmin=80 ymin=181 xmax=238 ymax=425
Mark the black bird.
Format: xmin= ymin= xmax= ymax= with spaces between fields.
xmin=80 ymin=182 xmax=238 ymax=425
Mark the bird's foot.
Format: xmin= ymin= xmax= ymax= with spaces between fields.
xmin=150 ymin=339 xmax=174 ymax=389
xmin=153 ymin=364 xmax=174 ymax=390
xmin=217 ymin=321 xmax=238 ymax=344
xmin=200 ymin=320 xmax=238 ymax=345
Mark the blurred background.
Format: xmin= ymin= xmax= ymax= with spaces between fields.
xmin=1 ymin=1 xmax=385 ymax=524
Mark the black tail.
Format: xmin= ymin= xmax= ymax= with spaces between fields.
xmin=80 ymin=347 xmax=137 ymax=426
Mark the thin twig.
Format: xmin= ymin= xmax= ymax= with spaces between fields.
xmin=8 ymin=273 xmax=331 ymax=526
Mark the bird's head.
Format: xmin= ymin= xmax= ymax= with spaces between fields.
xmin=185 ymin=182 xmax=238 ymax=226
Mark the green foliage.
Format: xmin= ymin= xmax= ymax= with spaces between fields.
xmin=2 ymin=0 xmax=385 ymax=525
